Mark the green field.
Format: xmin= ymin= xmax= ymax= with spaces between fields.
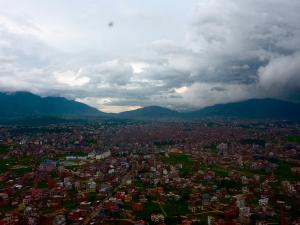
xmin=135 ymin=201 xmax=163 ymax=220
xmin=134 ymin=177 xmax=155 ymax=189
xmin=0 ymin=144 xmax=9 ymax=154
xmin=87 ymin=192 xmax=97 ymax=202
xmin=275 ymin=160 xmax=300 ymax=181
xmin=163 ymin=153 xmax=196 ymax=176
xmin=11 ymin=166 xmax=32 ymax=175
xmin=37 ymin=181 xmax=49 ymax=189
xmin=64 ymin=201 xmax=78 ymax=210
xmin=287 ymin=135 xmax=300 ymax=144
xmin=163 ymin=199 xmax=190 ymax=216
xmin=0 ymin=205 xmax=13 ymax=218
xmin=0 ymin=156 xmax=34 ymax=173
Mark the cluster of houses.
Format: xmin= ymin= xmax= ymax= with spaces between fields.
xmin=0 ymin=121 xmax=299 ymax=224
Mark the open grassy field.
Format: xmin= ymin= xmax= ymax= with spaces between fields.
xmin=135 ymin=201 xmax=163 ymax=221
xmin=0 ymin=144 xmax=9 ymax=154
xmin=287 ymin=135 xmax=300 ymax=143
xmin=162 ymin=153 xmax=196 ymax=176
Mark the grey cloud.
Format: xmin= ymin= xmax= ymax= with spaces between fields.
xmin=258 ymin=52 xmax=300 ymax=97
xmin=0 ymin=1 xmax=300 ymax=111
xmin=211 ymin=87 xmax=228 ymax=92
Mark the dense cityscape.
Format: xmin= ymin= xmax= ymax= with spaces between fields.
xmin=0 ymin=121 xmax=299 ymax=225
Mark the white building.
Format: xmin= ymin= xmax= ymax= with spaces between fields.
xmin=88 ymin=151 xmax=96 ymax=159
xmin=87 ymin=180 xmax=96 ymax=192
xmin=259 ymin=198 xmax=269 ymax=206
xmin=96 ymin=150 xmax=111 ymax=160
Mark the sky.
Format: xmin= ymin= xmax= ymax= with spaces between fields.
xmin=0 ymin=0 xmax=300 ymax=112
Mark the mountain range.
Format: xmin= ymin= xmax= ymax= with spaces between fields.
xmin=0 ymin=92 xmax=299 ymax=122
xmin=0 ymin=92 xmax=104 ymax=118
xmin=183 ymin=98 xmax=300 ymax=120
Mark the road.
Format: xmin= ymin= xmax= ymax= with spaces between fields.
xmin=154 ymin=201 xmax=167 ymax=217
xmin=83 ymin=171 xmax=131 ymax=225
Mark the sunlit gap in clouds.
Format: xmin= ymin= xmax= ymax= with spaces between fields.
xmin=98 ymin=105 xmax=142 ymax=113
xmin=76 ymin=97 xmax=142 ymax=113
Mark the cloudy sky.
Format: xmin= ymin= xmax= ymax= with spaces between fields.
xmin=0 ymin=0 xmax=300 ymax=112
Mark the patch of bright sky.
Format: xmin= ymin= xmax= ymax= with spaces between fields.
xmin=0 ymin=0 xmax=198 ymax=56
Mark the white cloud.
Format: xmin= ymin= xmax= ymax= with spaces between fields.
xmin=175 ymin=86 xmax=188 ymax=94
xmin=131 ymin=62 xmax=149 ymax=74
xmin=54 ymin=69 xmax=90 ymax=87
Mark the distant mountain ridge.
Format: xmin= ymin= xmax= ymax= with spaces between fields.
xmin=119 ymin=99 xmax=300 ymax=121
xmin=184 ymin=98 xmax=300 ymax=120
xmin=0 ymin=92 xmax=104 ymax=118
xmin=118 ymin=106 xmax=180 ymax=120
xmin=0 ymin=92 xmax=299 ymax=121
